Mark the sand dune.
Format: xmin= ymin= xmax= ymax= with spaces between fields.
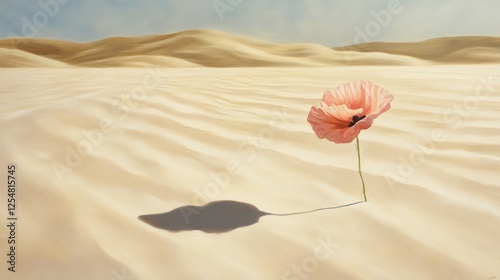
xmin=0 ymin=48 xmax=70 ymax=67
xmin=335 ymin=36 xmax=500 ymax=64
xmin=0 ymin=65 xmax=499 ymax=279
xmin=1 ymin=30 xmax=499 ymax=67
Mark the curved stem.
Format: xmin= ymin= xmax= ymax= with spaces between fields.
xmin=270 ymin=201 xmax=364 ymax=216
xmin=356 ymin=136 xmax=367 ymax=202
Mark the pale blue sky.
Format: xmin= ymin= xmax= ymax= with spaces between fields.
xmin=1 ymin=0 xmax=498 ymax=47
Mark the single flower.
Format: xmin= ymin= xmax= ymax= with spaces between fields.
xmin=307 ymin=80 xmax=394 ymax=144
xmin=307 ymin=80 xmax=394 ymax=202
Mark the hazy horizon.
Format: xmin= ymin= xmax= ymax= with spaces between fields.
xmin=1 ymin=0 xmax=499 ymax=47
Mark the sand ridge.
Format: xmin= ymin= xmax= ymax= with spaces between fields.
xmin=1 ymin=29 xmax=500 ymax=67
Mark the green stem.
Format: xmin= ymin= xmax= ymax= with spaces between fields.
xmin=356 ymin=136 xmax=367 ymax=202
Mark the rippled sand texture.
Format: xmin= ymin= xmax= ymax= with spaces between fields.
xmin=0 ymin=65 xmax=499 ymax=280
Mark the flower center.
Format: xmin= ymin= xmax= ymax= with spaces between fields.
xmin=348 ymin=115 xmax=366 ymax=127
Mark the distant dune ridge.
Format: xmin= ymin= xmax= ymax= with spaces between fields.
xmin=334 ymin=36 xmax=500 ymax=64
xmin=0 ymin=29 xmax=499 ymax=67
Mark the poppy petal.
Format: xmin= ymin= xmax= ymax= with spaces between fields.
xmin=308 ymin=80 xmax=393 ymax=144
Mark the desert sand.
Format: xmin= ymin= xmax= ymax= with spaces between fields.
xmin=0 ymin=30 xmax=499 ymax=280
xmin=2 ymin=29 xmax=500 ymax=67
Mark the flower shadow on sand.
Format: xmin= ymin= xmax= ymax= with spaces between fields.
xmin=139 ymin=200 xmax=363 ymax=233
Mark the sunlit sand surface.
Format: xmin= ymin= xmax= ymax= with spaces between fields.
xmin=1 ymin=63 xmax=499 ymax=279
xmin=1 ymin=29 xmax=500 ymax=280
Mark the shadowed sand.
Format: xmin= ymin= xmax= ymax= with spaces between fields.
xmin=1 ymin=29 xmax=500 ymax=67
xmin=139 ymin=200 xmax=363 ymax=233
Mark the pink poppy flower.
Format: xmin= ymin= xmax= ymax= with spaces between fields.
xmin=307 ymin=80 xmax=394 ymax=144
